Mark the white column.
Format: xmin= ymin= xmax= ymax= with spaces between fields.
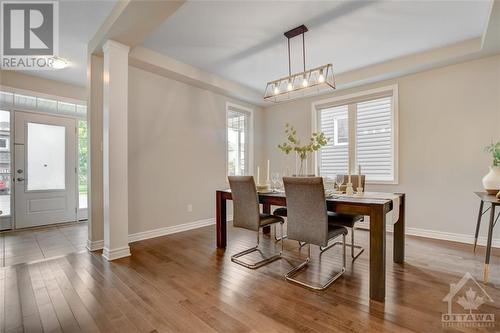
xmin=87 ymin=53 xmax=104 ymax=252
xmin=102 ymin=40 xmax=130 ymax=261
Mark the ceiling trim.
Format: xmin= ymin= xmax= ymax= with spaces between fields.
xmin=129 ymin=47 xmax=263 ymax=105
xmin=88 ymin=0 xmax=185 ymax=55
xmin=481 ymin=0 xmax=500 ymax=53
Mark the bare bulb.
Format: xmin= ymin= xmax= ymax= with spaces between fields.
xmin=287 ymin=81 xmax=293 ymax=91
xmin=302 ymin=78 xmax=308 ymax=87
xmin=318 ymin=74 xmax=325 ymax=83
xmin=273 ymin=85 xmax=280 ymax=95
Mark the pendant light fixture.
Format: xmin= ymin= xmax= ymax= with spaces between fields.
xmin=264 ymin=25 xmax=335 ymax=102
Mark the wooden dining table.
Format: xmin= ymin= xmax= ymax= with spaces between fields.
xmin=215 ymin=190 xmax=406 ymax=302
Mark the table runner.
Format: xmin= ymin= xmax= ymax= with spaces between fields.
xmin=335 ymin=192 xmax=400 ymax=224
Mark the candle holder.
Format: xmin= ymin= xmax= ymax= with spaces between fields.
xmin=256 ymin=183 xmax=270 ymax=192
xmin=345 ymin=182 xmax=354 ymax=195
xmin=356 ymin=187 xmax=364 ymax=196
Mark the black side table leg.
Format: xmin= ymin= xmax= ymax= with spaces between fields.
xmin=484 ymin=204 xmax=496 ymax=283
xmin=474 ymin=200 xmax=484 ymax=253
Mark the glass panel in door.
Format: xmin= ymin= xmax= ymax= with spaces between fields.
xmin=27 ymin=123 xmax=66 ymax=191
xmin=0 ymin=111 xmax=11 ymax=220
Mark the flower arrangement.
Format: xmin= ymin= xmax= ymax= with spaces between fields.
xmin=278 ymin=123 xmax=329 ymax=175
xmin=485 ymin=142 xmax=500 ymax=166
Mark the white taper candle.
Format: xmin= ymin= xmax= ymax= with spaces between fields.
xmin=266 ymin=160 xmax=270 ymax=183
xmin=358 ymin=165 xmax=361 ymax=188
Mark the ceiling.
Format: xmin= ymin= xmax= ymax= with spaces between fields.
xmin=142 ymin=0 xmax=492 ymax=93
xmin=16 ymin=0 xmax=117 ymax=87
xmin=8 ymin=0 xmax=492 ymax=93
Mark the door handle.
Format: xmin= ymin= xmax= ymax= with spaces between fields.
xmin=17 ymin=177 xmax=24 ymax=182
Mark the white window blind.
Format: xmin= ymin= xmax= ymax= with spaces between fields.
xmin=227 ymin=108 xmax=250 ymax=176
xmin=317 ymin=89 xmax=396 ymax=184
xmin=318 ymin=105 xmax=349 ymax=176
xmin=356 ymin=97 xmax=393 ymax=182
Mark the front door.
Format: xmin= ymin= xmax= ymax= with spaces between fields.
xmin=14 ymin=112 xmax=77 ymax=228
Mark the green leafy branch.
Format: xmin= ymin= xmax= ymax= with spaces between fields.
xmin=485 ymin=141 xmax=500 ymax=167
xmin=278 ymin=123 xmax=329 ymax=161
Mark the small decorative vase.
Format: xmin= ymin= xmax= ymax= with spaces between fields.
xmin=482 ymin=166 xmax=500 ymax=195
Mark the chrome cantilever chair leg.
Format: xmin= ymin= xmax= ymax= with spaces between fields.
xmin=285 ymin=234 xmax=346 ymax=291
xmin=320 ymin=227 xmax=364 ymax=261
xmin=231 ymin=223 xmax=284 ymax=269
xmin=273 ymin=223 xmax=288 ymax=241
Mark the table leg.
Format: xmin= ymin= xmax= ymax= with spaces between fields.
xmin=393 ymin=194 xmax=405 ymax=263
xmin=262 ymin=203 xmax=271 ymax=234
xmin=370 ymin=205 xmax=386 ymax=301
xmin=484 ymin=204 xmax=496 ymax=283
xmin=474 ymin=200 xmax=484 ymax=253
xmin=216 ymin=191 xmax=227 ymax=248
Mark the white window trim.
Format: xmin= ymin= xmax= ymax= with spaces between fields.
xmin=311 ymin=84 xmax=399 ymax=185
xmin=225 ymin=102 xmax=254 ymax=179
xmin=0 ymin=85 xmax=86 ymax=106
xmin=0 ymin=85 xmax=87 ymax=120
xmin=333 ymin=115 xmax=348 ymax=146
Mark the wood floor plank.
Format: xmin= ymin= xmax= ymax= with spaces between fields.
xmin=4 ymin=268 xmax=22 ymax=332
xmin=45 ymin=259 xmax=102 ymax=333
xmin=0 ymin=268 xmax=5 ymax=333
xmin=78 ymin=252 xmax=180 ymax=333
xmin=38 ymin=260 xmax=83 ymax=333
xmin=28 ymin=263 xmax=62 ymax=333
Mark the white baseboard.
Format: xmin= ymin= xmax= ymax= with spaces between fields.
xmin=86 ymin=239 xmax=104 ymax=251
xmin=401 ymin=226 xmax=500 ymax=249
xmin=89 ymin=216 xmax=498 ymax=253
xmin=359 ymin=223 xmax=500 ymax=249
xmin=86 ymin=218 xmax=216 ymax=251
xmin=102 ymin=246 xmax=131 ymax=261
xmin=128 ymin=218 xmax=216 ymax=243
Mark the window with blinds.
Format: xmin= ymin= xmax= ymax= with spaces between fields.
xmin=356 ymin=97 xmax=393 ymax=182
xmin=227 ymin=105 xmax=251 ymax=176
xmin=318 ymin=105 xmax=349 ymax=176
xmin=317 ymin=88 xmax=397 ymax=183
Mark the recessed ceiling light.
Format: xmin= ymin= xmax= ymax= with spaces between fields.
xmin=51 ymin=57 xmax=68 ymax=69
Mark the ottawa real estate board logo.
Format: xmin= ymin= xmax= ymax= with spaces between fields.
xmin=1 ymin=1 xmax=59 ymax=69
xmin=442 ymin=272 xmax=495 ymax=328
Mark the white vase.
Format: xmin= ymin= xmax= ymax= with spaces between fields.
xmin=482 ymin=166 xmax=500 ymax=195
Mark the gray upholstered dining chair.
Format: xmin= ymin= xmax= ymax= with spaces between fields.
xmin=327 ymin=174 xmax=366 ymax=261
xmin=272 ymin=174 xmax=315 ymax=241
xmin=228 ymin=176 xmax=285 ymax=269
xmin=283 ymin=177 xmax=347 ymax=290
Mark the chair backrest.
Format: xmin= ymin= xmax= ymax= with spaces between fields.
xmin=283 ymin=177 xmax=328 ymax=247
xmin=228 ymin=176 xmax=260 ymax=231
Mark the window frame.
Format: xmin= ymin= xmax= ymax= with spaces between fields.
xmin=311 ymin=84 xmax=399 ymax=185
xmin=225 ymin=102 xmax=254 ymax=179
xmin=333 ymin=115 xmax=348 ymax=146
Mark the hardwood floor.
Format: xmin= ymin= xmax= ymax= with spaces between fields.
xmin=1 ymin=223 xmax=499 ymax=332
xmin=0 ymin=222 xmax=88 ymax=267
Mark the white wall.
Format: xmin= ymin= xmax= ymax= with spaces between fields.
xmin=127 ymin=66 xmax=264 ymax=234
xmin=263 ymin=55 xmax=500 ymax=243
